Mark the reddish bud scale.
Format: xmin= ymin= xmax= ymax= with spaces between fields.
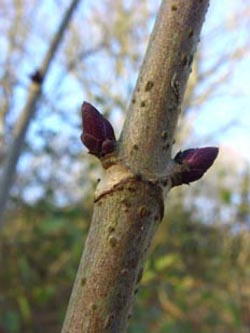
xmin=172 ymin=147 xmax=219 ymax=186
xmin=80 ymin=102 xmax=116 ymax=157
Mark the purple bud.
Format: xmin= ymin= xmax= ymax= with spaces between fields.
xmin=172 ymin=147 xmax=219 ymax=186
xmin=101 ymin=139 xmax=116 ymax=155
xmin=80 ymin=102 xmax=116 ymax=157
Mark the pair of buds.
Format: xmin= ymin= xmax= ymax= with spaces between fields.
xmin=80 ymin=102 xmax=218 ymax=186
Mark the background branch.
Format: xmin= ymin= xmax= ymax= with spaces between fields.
xmin=0 ymin=0 xmax=81 ymax=226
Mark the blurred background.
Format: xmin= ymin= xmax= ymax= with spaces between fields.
xmin=0 ymin=0 xmax=250 ymax=332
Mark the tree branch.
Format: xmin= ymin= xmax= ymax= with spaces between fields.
xmin=120 ymin=0 xmax=209 ymax=178
xmin=62 ymin=0 xmax=210 ymax=332
xmin=0 ymin=0 xmax=81 ymax=227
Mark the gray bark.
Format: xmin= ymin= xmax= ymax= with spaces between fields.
xmin=0 ymin=0 xmax=81 ymax=227
xmin=62 ymin=0 xmax=210 ymax=332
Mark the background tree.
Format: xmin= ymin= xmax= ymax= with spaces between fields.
xmin=0 ymin=0 xmax=81 ymax=224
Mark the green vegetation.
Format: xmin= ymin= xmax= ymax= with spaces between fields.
xmin=1 ymin=182 xmax=249 ymax=332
